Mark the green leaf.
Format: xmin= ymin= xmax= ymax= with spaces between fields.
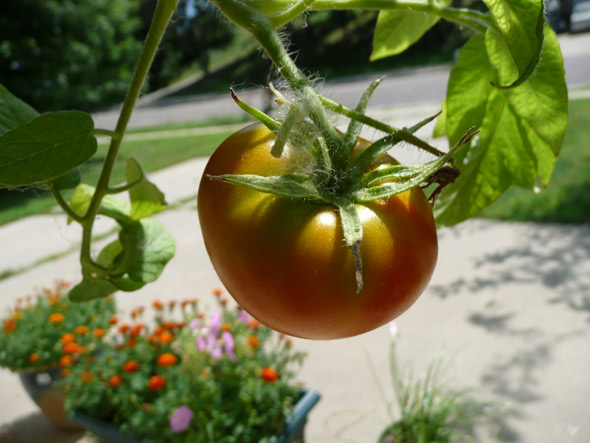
xmin=483 ymin=0 xmax=545 ymax=87
xmin=126 ymin=157 xmax=167 ymax=220
xmin=0 ymin=111 xmax=97 ymax=186
xmin=50 ymin=168 xmax=82 ymax=191
xmin=96 ymin=240 xmax=146 ymax=292
xmin=70 ymin=183 xmax=131 ymax=224
xmin=0 ymin=84 xmax=40 ymax=137
xmin=118 ymin=218 xmax=176 ymax=283
xmin=434 ymin=27 xmax=567 ymax=227
xmin=370 ymin=0 xmax=451 ymax=61
xmin=69 ymin=277 xmax=118 ymax=302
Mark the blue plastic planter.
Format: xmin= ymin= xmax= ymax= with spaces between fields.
xmin=70 ymin=389 xmax=320 ymax=442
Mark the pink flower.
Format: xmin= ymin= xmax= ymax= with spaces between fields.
xmin=222 ymin=331 xmax=236 ymax=362
xmin=237 ymin=309 xmax=250 ymax=323
xmin=170 ymin=405 xmax=193 ymax=433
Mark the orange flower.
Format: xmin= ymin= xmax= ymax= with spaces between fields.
xmin=163 ymin=322 xmax=176 ymax=331
xmin=152 ymin=300 xmax=164 ymax=310
xmin=60 ymin=355 xmax=73 ymax=367
xmin=109 ymin=315 xmax=118 ymax=325
xmin=130 ymin=324 xmax=144 ymax=338
xmin=219 ymin=298 xmax=228 ymax=307
xmin=248 ymin=319 xmax=261 ymax=330
xmin=201 ymin=368 xmax=210 ymax=377
xmin=261 ymin=366 xmax=279 ymax=384
xmin=60 ymin=333 xmax=76 ymax=344
xmin=49 ymin=296 xmax=59 ymax=307
xmin=74 ymin=325 xmax=89 ymax=335
xmin=29 ymin=353 xmax=39 ymax=363
xmin=93 ymin=328 xmax=106 ymax=338
xmin=212 ymin=288 xmax=223 ymax=297
xmin=220 ymin=323 xmax=231 ymax=332
xmin=3 ymin=319 xmax=17 ymax=333
xmin=49 ymin=313 xmax=64 ymax=324
xmin=159 ymin=331 xmax=174 ymax=344
xmin=77 ymin=345 xmax=88 ymax=355
xmin=61 ymin=368 xmax=71 ymax=377
xmin=124 ymin=360 xmax=139 ymax=373
xmin=81 ymin=371 xmax=94 ymax=383
xmin=119 ymin=324 xmax=130 ymax=334
xmin=154 ymin=326 xmax=164 ymax=335
xmin=157 ymin=353 xmax=178 ymax=367
xmin=247 ymin=335 xmax=260 ymax=349
xmin=131 ymin=310 xmax=139 ymax=319
xmin=12 ymin=311 xmax=24 ymax=319
xmin=148 ymin=374 xmax=166 ymax=391
xmin=59 ymin=280 xmax=72 ymax=289
xmin=168 ymin=300 xmax=177 ymax=308
xmin=127 ymin=339 xmax=137 ymax=348
xmin=62 ymin=342 xmax=79 ymax=354
xmin=109 ymin=374 xmax=123 ymax=388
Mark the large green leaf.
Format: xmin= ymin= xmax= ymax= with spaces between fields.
xmin=118 ymin=218 xmax=176 ymax=283
xmin=0 ymin=84 xmax=39 ymax=137
xmin=0 ymin=111 xmax=97 ymax=186
xmin=96 ymin=240 xmax=147 ymax=292
xmin=70 ymin=183 xmax=131 ymax=223
xmin=370 ymin=0 xmax=451 ymax=61
xmin=434 ymin=26 xmax=567 ymax=227
xmin=483 ymin=0 xmax=545 ymax=87
xmin=126 ymin=157 xmax=167 ymax=220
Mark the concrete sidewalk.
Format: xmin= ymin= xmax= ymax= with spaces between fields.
xmin=1 ymin=103 xmax=589 ymax=442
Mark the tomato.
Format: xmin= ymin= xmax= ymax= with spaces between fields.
xmin=198 ymin=124 xmax=437 ymax=340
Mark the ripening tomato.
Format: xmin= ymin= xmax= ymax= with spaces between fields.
xmin=197 ymin=124 xmax=437 ymax=340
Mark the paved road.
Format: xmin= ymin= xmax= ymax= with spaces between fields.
xmin=93 ymin=32 xmax=590 ymax=130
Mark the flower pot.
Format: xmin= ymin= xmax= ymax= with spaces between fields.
xmin=69 ymin=389 xmax=321 ymax=442
xmin=17 ymin=366 xmax=83 ymax=431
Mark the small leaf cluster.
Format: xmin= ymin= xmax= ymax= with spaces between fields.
xmin=0 ymin=280 xmax=115 ymax=371
xmin=61 ymin=291 xmax=307 ymax=442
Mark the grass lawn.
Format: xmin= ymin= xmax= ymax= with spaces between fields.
xmin=482 ymin=96 xmax=590 ymax=224
xmin=0 ymin=129 xmax=235 ymax=226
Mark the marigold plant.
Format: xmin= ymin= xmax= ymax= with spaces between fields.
xmin=0 ymin=281 xmax=116 ymax=371
xmin=61 ymin=291 xmax=307 ymax=442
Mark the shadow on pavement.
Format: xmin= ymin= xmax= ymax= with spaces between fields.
xmin=0 ymin=412 xmax=84 ymax=443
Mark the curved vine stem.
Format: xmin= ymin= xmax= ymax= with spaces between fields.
xmin=79 ymin=0 xmax=179 ymax=276
xmin=251 ymin=0 xmax=494 ymax=34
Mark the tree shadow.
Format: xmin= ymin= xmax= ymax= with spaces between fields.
xmin=431 ymin=221 xmax=590 ymax=321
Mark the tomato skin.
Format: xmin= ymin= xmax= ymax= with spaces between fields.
xmin=198 ymin=124 xmax=437 ymax=340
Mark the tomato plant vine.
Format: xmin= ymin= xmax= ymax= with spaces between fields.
xmin=0 ymin=0 xmax=568 ymax=336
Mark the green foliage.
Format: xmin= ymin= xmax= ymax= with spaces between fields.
xmin=371 ymin=0 xmax=452 ymax=61
xmin=0 ymin=111 xmax=97 ymax=187
xmin=379 ymin=326 xmax=506 ymax=443
xmin=0 ymin=0 xmax=142 ymax=112
xmin=432 ymin=25 xmax=568 ymax=227
xmin=482 ymin=97 xmax=590 ymax=224
xmin=62 ymin=295 xmax=307 ymax=442
xmin=0 ymin=281 xmax=115 ymax=370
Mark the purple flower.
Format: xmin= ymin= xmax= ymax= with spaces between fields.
xmin=170 ymin=405 xmax=193 ymax=433
xmin=196 ymin=335 xmax=206 ymax=352
xmin=188 ymin=317 xmax=201 ymax=330
xmin=237 ymin=309 xmax=250 ymax=323
xmin=222 ymin=331 xmax=236 ymax=362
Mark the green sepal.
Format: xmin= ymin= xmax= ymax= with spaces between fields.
xmin=207 ymin=173 xmax=323 ymax=200
xmin=353 ymin=128 xmax=477 ymax=202
xmin=343 ymin=76 xmax=383 ymax=155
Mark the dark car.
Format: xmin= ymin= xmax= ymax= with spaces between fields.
xmin=571 ymin=0 xmax=590 ymax=32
